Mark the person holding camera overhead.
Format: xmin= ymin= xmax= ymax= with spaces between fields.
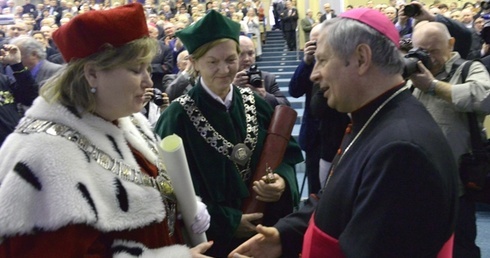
xmin=0 ymin=4 xmax=214 ymax=257
xmin=397 ymin=1 xmax=472 ymax=59
xmin=233 ymin=35 xmax=290 ymax=108
xmin=154 ymin=10 xmax=303 ymax=257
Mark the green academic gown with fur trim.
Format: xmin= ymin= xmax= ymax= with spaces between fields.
xmin=154 ymin=82 xmax=303 ymax=257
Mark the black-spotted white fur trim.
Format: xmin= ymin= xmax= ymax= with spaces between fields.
xmin=0 ymin=97 xmax=166 ymax=237
xmin=112 ymin=240 xmax=191 ymax=258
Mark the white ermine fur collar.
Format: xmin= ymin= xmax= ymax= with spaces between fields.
xmin=0 ymin=97 xmax=166 ymax=238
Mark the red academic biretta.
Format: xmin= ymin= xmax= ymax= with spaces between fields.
xmin=52 ymin=3 xmax=149 ymax=62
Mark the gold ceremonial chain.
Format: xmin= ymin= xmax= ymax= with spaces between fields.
xmin=15 ymin=116 xmax=177 ymax=235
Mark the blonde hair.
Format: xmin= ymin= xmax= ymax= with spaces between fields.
xmin=40 ymin=37 xmax=158 ymax=114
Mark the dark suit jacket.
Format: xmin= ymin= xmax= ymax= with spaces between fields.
xmin=47 ymin=5 xmax=63 ymax=25
xmin=280 ymin=8 xmax=298 ymax=31
xmin=480 ymin=54 xmax=490 ymax=70
xmin=435 ymin=14 xmax=472 ymax=59
xmin=0 ymin=63 xmax=40 ymax=146
xmin=151 ymin=41 xmax=173 ymax=91
xmin=467 ymin=28 xmax=484 ymax=60
xmin=261 ymin=71 xmax=290 ymax=108
xmin=164 ymin=72 xmax=194 ymax=101
xmin=319 ymin=12 xmax=337 ymax=23
xmin=288 ymin=61 xmax=318 ymax=152
xmin=288 ymin=60 xmax=349 ymax=157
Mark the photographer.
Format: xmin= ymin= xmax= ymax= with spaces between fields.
xmin=163 ymin=22 xmax=186 ymax=75
xmin=407 ymin=21 xmax=490 ymax=258
xmin=0 ymin=44 xmax=39 ymax=146
xmin=233 ymin=35 xmax=289 ymax=108
xmin=397 ymin=1 xmax=472 ymax=59
xmin=474 ymin=2 xmax=490 ymax=58
xmin=141 ymin=87 xmax=169 ymax=127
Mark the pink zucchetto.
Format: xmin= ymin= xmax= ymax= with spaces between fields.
xmin=340 ymin=8 xmax=400 ymax=48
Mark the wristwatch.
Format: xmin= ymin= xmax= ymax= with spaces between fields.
xmin=427 ymin=79 xmax=438 ymax=96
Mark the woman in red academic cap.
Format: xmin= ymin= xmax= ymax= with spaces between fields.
xmin=0 ymin=3 xmax=213 ymax=258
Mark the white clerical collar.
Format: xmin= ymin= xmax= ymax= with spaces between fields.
xmin=200 ymin=77 xmax=233 ymax=110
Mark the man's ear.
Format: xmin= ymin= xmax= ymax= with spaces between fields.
xmin=448 ymin=37 xmax=455 ymax=51
xmin=84 ymin=63 xmax=98 ymax=87
xmin=355 ymin=43 xmax=372 ymax=75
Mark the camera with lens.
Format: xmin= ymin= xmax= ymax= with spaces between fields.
xmin=246 ymin=64 xmax=263 ymax=88
xmin=402 ymin=48 xmax=432 ymax=79
xmin=152 ymin=88 xmax=165 ymax=106
xmin=399 ymin=37 xmax=413 ymax=53
xmin=482 ymin=0 xmax=490 ymax=11
xmin=480 ymin=13 xmax=490 ymax=43
xmin=403 ymin=3 xmax=421 ymax=17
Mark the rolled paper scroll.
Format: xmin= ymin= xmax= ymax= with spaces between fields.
xmin=159 ymin=134 xmax=207 ymax=246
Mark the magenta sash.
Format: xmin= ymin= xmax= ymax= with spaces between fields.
xmin=302 ymin=215 xmax=345 ymax=258
xmin=302 ymin=214 xmax=454 ymax=258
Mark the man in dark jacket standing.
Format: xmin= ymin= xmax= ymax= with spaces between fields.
xmin=280 ymin=1 xmax=298 ymax=51
xmin=319 ymin=3 xmax=336 ymax=23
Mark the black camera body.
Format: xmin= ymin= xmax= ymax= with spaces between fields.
xmin=482 ymin=0 xmax=490 ymax=11
xmin=402 ymin=48 xmax=432 ymax=79
xmin=152 ymin=88 xmax=165 ymax=106
xmin=246 ymin=64 xmax=262 ymax=88
xmin=481 ymin=13 xmax=490 ymax=43
xmin=404 ymin=4 xmax=421 ymax=17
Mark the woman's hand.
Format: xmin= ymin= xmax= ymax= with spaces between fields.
xmin=191 ymin=200 xmax=211 ymax=234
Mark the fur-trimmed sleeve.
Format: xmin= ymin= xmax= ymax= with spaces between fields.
xmin=112 ymin=240 xmax=192 ymax=258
